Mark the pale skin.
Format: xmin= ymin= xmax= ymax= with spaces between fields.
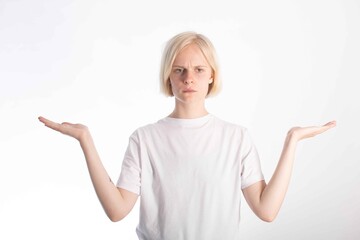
xmin=38 ymin=43 xmax=336 ymax=223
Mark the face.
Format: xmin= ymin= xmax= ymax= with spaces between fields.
xmin=169 ymin=44 xmax=213 ymax=104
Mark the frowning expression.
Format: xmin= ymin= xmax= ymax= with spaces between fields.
xmin=169 ymin=44 xmax=213 ymax=104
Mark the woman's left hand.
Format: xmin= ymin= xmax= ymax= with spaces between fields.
xmin=287 ymin=121 xmax=337 ymax=142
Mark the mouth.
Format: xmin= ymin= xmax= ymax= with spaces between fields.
xmin=183 ymin=89 xmax=197 ymax=93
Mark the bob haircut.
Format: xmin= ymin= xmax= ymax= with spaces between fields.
xmin=160 ymin=31 xmax=221 ymax=97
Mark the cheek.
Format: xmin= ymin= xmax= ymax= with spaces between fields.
xmin=200 ymin=74 xmax=212 ymax=85
xmin=169 ymin=79 xmax=180 ymax=92
xmin=169 ymin=75 xmax=179 ymax=85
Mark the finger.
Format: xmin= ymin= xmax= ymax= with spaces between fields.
xmin=317 ymin=121 xmax=336 ymax=133
xmin=38 ymin=116 xmax=61 ymax=132
xmin=323 ymin=121 xmax=337 ymax=128
xmin=38 ymin=116 xmax=53 ymax=126
xmin=313 ymin=121 xmax=337 ymax=135
xmin=38 ymin=116 xmax=47 ymax=124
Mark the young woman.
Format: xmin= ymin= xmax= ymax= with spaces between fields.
xmin=38 ymin=31 xmax=336 ymax=239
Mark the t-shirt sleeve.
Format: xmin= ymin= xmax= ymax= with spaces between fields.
xmin=116 ymin=131 xmax=141 ymax=195
xmin=240 ymin=128 xmax=264 ymax=189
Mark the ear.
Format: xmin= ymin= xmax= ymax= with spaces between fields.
xmin=209 ymin=78 xmax=213 ymax=84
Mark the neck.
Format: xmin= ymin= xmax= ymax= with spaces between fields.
xmin=169 ymin=100 xmax=208 ymax=119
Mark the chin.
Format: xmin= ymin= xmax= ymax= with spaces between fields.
xmin=175 ymin=96 xmax=204 ymax=105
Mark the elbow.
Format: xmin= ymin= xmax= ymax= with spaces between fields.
xmin=257 ymin=210 xmax=278 ymax=223
xmin=109 ymin=215 xmax=122 ymax=222
xmin=259 ymin=214 xmax=276 ymax=223
xmin=108 ymin=214 xmax=125 ymax=222
xmin=107 ymin=211 xmax=127 ymax=222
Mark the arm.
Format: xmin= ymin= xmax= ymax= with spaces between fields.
xmin=242 ymin=121 xmax=336 ymax=222
xmin=38 ymin=116 xmax=138 ymax=222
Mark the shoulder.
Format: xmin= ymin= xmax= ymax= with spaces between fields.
xmin=212 ymin=115 xmax=248 ymax=134
xmin=212 ymin=116 xmax=258 ymax=152
xmin=127 ymin=118 xmax=166 ymax=140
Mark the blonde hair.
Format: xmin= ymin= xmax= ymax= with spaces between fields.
xmin=159 ymin=31 xmax=221 ymax=97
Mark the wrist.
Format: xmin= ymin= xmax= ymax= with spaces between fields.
xmin=79 ymin=129 xmax=92 ymax=145
xmin=285 ymin=130 xmax=299 ymax=145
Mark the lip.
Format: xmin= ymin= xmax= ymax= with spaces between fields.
xmin=183 ymin=89 xmax=197 ymax=93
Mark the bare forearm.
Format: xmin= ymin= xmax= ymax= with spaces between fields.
xmin=243 ymin=121 xmax=336 ymax=222
xmin=259 ymin=134 xmax=298 ymax=220
xmin=79 ymin=133 xmax=126 ymax=220
xmin=38 ymin=116 xmax=138 ymax=221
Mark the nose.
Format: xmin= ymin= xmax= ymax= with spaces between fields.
xmin=183 ymin=71 xmax=194 ymax=85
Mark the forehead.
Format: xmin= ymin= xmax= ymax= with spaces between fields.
xmin=173 ymin=44 xmax=209 ymax=66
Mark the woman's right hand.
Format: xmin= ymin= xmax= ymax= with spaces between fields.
xmin=38 ymin=116 xmax=90 ymax=142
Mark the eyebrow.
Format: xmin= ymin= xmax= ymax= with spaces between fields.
xmin=172 ymin=65 xmax=209 ymax=68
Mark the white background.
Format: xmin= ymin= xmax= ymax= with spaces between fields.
xmin=1 ymin=0 xmax=359 ymax=239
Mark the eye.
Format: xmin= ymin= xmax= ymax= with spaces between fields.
xmin=195 ymin=67 xmax=204 ymax=73
xmin=173 ymin=68 xmax=184 ymax=74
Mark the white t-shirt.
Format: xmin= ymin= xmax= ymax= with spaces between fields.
xmin=117 ymin=114 xmax=264 ymax=240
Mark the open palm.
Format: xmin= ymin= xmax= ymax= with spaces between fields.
xmin=38 ymin=116 xmax=89 ymax=141
xmin=288 ymin=121 xmax=336 ymax=142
